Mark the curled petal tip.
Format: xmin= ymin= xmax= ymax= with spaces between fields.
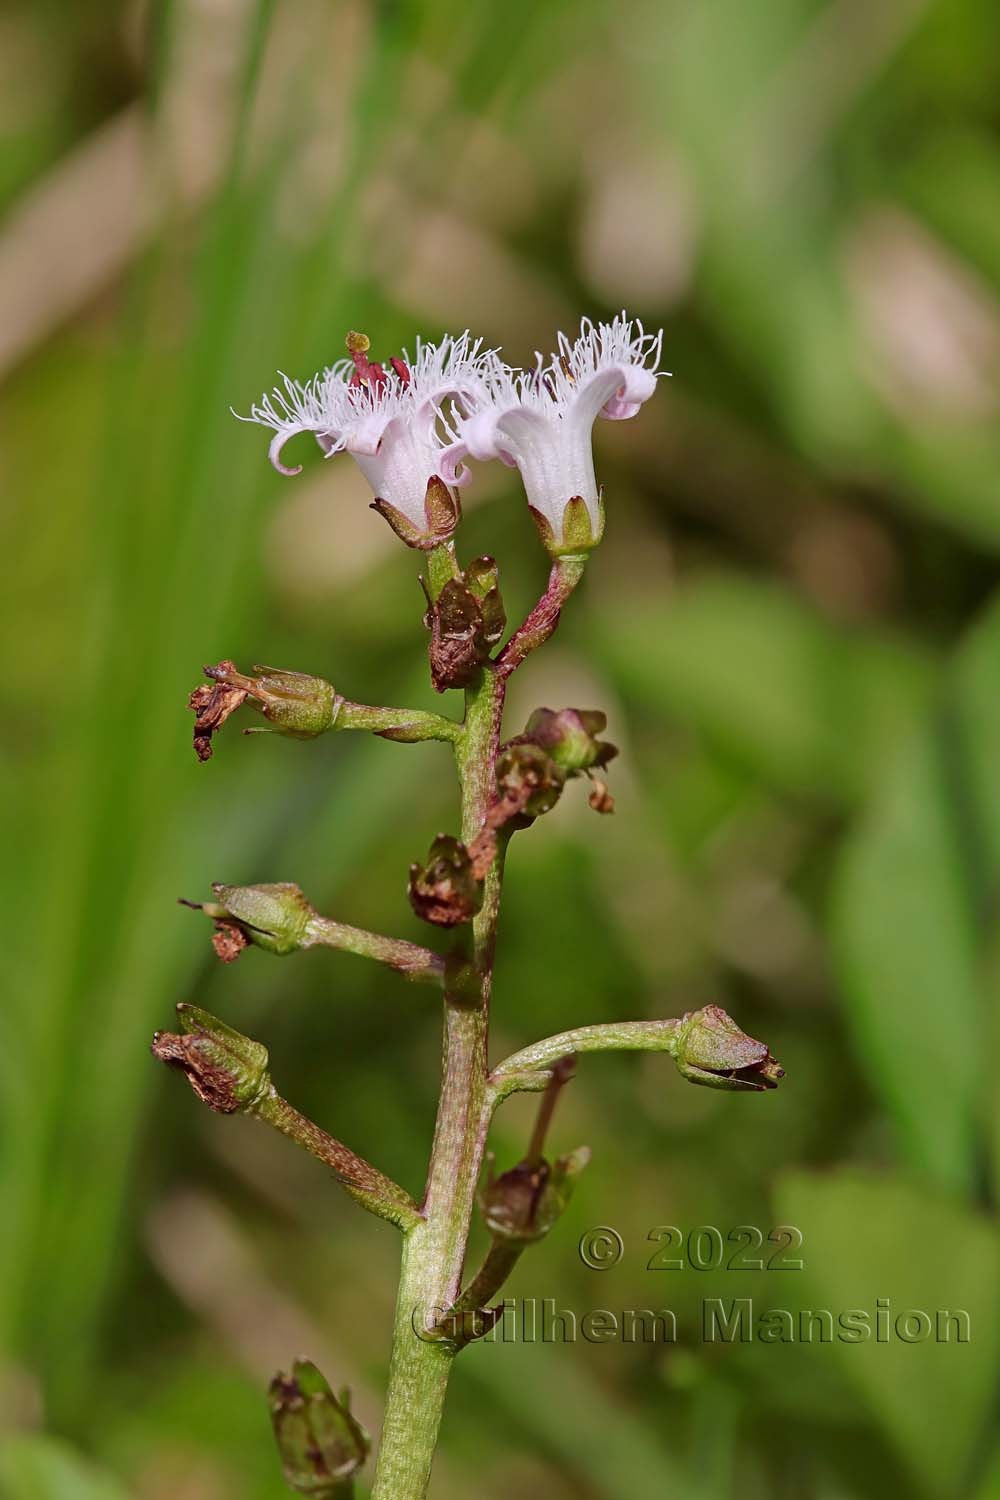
xmin=268 ymin=428 xmax=304 ymax=476
xmin=438 ymin=443 xmax=469 ymax=486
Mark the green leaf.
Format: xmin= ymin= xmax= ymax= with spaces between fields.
xmin=775 ymin=1171 xmax=1000 ymax=1497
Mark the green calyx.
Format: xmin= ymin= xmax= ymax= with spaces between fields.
xmin=529 ymin=493 xmax=606 ymax=558
xmin=209 ymin=882 xmax=314 ymax=955
xmin=269 ymin=1359 xmax=370 ymax=1496
xmin=150 ymin=1003 xmax=270 ymax=1114
xmin=203 ymin=662 xmax=340 ymax=739
xmin=371 ymin=476 xmax=461 ymax=550
xmin=672 ymin=1005 xmax=784 ymax=1092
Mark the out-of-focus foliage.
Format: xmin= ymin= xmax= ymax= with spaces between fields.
xmin=1 ymin=0 xmax=999 ymax=1496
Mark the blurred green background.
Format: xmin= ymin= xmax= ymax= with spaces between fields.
xmin=3 ymin=0 xmax=1000 ymax=1495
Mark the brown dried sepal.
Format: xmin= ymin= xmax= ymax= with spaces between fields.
xmin=188 ymin=660 xmax=247 ymax=761
xmin=150 ymin=1030 xmax=243 ymax=1113
xmin=211 ymin=921 xmax=250 ymax=963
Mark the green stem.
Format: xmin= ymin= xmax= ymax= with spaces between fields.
xmin=370 ymin=664 xmax=506 ymax=1499
xmin=490 ymin=1018 xmax=684 ymax=1102
xmin=302 ymin=915 xmax=446 ymax=985
xmin=336 ymin=700 xmax=461 ymax=743
xmin=254 ymin=1089 xmax=422 ymax=1232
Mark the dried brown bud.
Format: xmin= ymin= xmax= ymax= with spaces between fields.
xmin=480 ymin=1147 xmax=590 ymax=1244
xmin=423 ymin=558 xmax=506 ymax=692
xmin=408 ymin=834 xmax=483 ymax=927
xmin=495 ymin=743 xmax=566 ymax=820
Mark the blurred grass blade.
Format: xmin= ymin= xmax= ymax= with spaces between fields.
xmin=833 ymin=592 xmax=1000 ymax=1192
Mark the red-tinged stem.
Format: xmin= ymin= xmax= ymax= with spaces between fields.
xmin=495 ymin=555 xmax=587 ymax=676
xmin=371 ymin=662 xmax=506 ymax=1499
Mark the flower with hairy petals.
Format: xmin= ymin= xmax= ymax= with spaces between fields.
xmin=236 ymin=331 xmax=495 ymax=549
xmin=439 ymin=313 xmax=666 ymax=556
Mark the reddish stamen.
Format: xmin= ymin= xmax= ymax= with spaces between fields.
xmin=345 ymin=330 xmax=388 ymax=391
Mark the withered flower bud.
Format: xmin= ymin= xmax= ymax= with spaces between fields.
xmin=189 ymin=661 xmax=339 ymax=759
xmin=423 ymin=556 xmax=506 ymax=692
xmin=673 ymin=1005 xmax=784 ymax=1092
xmin=480 ymin=1147 xmax=590 ymax=1244
xmin=269 ymin=1359 xmax=370 ymax=1496
xmin=188 ymin=660 xmax=247 ymax=761
xmin=151 ymin=1003 xmax=270 ymax=1114
xmin=522 ymin=707 xmax=617 ymax=773
xmin=203 ymin=662 xmax=340 ymax=739
xmin=495 ymin=743 xmax=566 ymax=820
xmin=409 ymin=834 xmax=483 ymax=927
xmin=182 ymin=881 xmax=314 ymax=961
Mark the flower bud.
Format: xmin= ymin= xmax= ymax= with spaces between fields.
xmin=269 ymin=1359 xmax=369 ymax=1496
xmin=408 ymin=834 xmax=483 ymax=927
xmin=480 ymin=1146 xmax=590 ymax=1244
xmin=151 ymin=1004 xmax=270 ymax=1114
xmin=495 ymin=743 xmax=566 ymax=819
xmin=184 ymin=882 xmax=314 ymax=960
xmin=672 ymin=1005 xmax=784 ymax=1092
xmin=522 ymin=707 xmax=618 ymax=773
xmin=203 ymin=662 xmax=340 ymax=740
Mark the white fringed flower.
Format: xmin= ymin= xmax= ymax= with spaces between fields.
xmin=440 ymin=313 xmax=666 ymax=554
xmin=237 ymin=332 xmax=493 ymax=548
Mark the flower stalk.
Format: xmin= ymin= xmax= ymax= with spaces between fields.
xmin=155 ymin=315 xmax=782 ymax=1500
xmin=370 ymin=662 xmax=506 ymax=1498
xmin=152 ymin=1005 xmax=421 ymax=1231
